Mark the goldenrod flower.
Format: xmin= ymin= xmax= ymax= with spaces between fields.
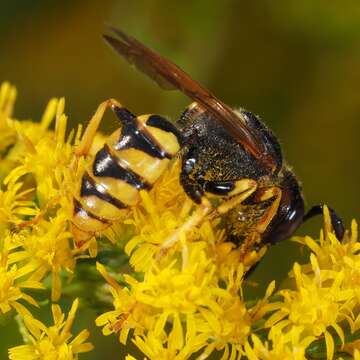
xmin=258 ymin=207 xmax=360 ymax=360
xmin=1 ymin=119 xmax=75 ymax=300
xmin=0 ymin=237 xmax=44 ymax=317
xmin=96 ymin=239 xmax=272 ymax=358
xmin=8 ymin=298 xmax=94 ymax=360
xmin=0 ymin=82 xmax=18 ymax=178
xmin=243 ymin=327 xmax=314 ymax=360
xmin=11 ymin=210 xmax=76 ymax=302
xmin=94 ymin=157 xmax=271 ymax=358
xmin=0 ymin=85 xmax=97 ymax=301
xmin=2 ymin=82 xmax=360 ymax=359
xmin=0 ymin=176 xmax=38 ymax=231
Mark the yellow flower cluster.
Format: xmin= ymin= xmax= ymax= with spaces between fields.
xmin=0 ymin=83 xmax=81 ymax=302
xmin=0 ymin=237 xmax=44 ymax=317
xmin=0 ymin=82 xmax=93 ymax=359
xmin=239 ymin=209 xmax=360 ymax=360
xmin=8 ymin=299 xmax=93 ymax=359
xmin=1 ymin=81 xmax=360 ymax=359
xmin=261 ymin=209 xmax=360 ymax=359
xmin=95 ymin=160 xmax=272 ymax=359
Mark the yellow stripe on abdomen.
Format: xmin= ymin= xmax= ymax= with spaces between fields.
xmin=114 ymin=148 xmax=170 ymax=185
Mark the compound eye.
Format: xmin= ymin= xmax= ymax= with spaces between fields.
xmin=204 ymin=181 xmax=235 ymax=196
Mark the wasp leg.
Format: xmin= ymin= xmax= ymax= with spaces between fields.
xmin=215 ymin=179 xmax=258 ymax=215
xmin=253 ymin=187 xmax=282 ymax=233
xmin=303 ymin=204 xmax=344 ymax=240
xmin=239 ymin=186 xmax=282 ymax=260
xmin=159 ymin=197 xmax=212 ymax=255
xmin=75 ymin=98 xmax=132 ymax=157
xmin=159 ymin=179 xmax=257 ymax=256
xmin=14 ymin=195 xmax=61 ymax=231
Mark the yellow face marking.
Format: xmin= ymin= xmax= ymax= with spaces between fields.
xmin=217 ymin=180 xmax=258 ymax=215
xmin=228 ymin=179 xmax=258 ymax=197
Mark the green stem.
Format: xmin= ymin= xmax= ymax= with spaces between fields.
xmin=306 ymin=327 xmax=360 ymax=359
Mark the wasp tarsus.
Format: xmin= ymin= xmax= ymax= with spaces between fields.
xmin=303 ymin=204 xmax=344 ymax=240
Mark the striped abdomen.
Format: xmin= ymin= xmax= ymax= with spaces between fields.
xmin=72 ymin=107 xmax=182 ymax=243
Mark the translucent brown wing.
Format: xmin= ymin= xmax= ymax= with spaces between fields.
xmin=103 ymin=26 xmax=274 ymax=168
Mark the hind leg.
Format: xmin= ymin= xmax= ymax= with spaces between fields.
xmin=75 ymin=98 xmax=128 ymax=157
xmin=303 ymin=204 xmax=344 ymax=240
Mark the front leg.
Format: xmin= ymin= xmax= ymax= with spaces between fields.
xmin=159 ymin=179 xmax=258 ymax=254
xmin=239 ymin=186 xmax=282 ymax=260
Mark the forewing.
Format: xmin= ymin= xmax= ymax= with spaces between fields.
xmin=103 ymin=32 xmax=175 ymax=90
xmin=103 ymin=26 xmax=274 ymax=168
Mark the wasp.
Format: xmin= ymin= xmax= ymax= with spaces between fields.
xmin=72 ymin=26 xmax=344 ymax=260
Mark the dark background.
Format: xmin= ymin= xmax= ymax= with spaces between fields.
xmin=1 ymin=1 xmax=360 ymax=358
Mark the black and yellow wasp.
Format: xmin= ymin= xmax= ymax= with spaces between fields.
xmin=72 ymin=26 xmax=344 ymax=259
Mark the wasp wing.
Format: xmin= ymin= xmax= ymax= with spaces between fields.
xmin=103 ymin=26 xmax=274 ymax=168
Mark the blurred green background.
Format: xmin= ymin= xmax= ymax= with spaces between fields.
xmin=1 ymin=1 xmax=360 ymax=358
